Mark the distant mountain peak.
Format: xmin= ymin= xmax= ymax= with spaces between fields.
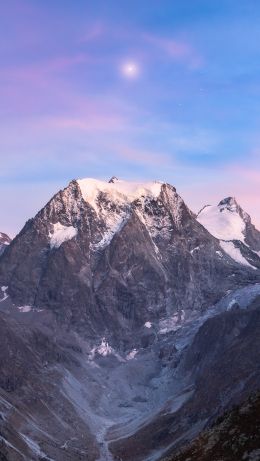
xmin=108 ymin=176 xmax=119 ymax=183
xmin=197 ymin=199 xmax=246 ymax=242
xmin=0 ymin=232 xmax=11 ymax=245
xmin=0 ymin=232 xmax=11 ymax=256
xmin=197 ymin=197 xmax=260 ymax=257
xmin=218 ymin=196 xmax=238 ymax=209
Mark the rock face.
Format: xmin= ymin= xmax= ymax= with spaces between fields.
xmin=197 ymin=197 xmax=260 ymax=269
xmin=0 ymin=309 xmax=99 ymax=461
xmin=0 ymin=179 xmax=258 ymax=345
xmin=0 ymin=232 xmax=11 ymax=256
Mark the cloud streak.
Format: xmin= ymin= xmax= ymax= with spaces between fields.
xmin=143 ymin=33 xmax=203 ymax=68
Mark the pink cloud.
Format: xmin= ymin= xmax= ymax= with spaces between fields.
xmin=0 ymin=54 xmax=88 ymax=83
xmin=80 ymin=22 xmax=105 ymax=42
xmin=42 ymin=113 xmax=127 ymax=132
xmin=144 ymin=33 xmax=203 ymax=69
xmin=0 ymin=53 xmax=101 ymax=116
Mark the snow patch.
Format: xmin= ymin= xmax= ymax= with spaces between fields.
xmin=227 ymin=299 xmax=239 ymax=311
xmin=90 ymin=338 xmax=114 ymax=358
xmin=49 ymin=222 xmax=77 ymax=248
xmin=126 ymin=349 xmax=138 ymax=360
xmin=96 ymin=338 xmax=113 ymax=357
xmin=159 ymin=311 xmax=185 ymax=334
xmin=220 ymin=241 xmax=256 ymax=269
xmin=144 ymin=321 xmax=152 ymax=328
xmin=17 ymin=305 xmax=32 ymax=312
xmin=0 ymin=286 xmax=8 ymax=302
xmin=91 ymin=213 xmax=128 ymax=251
xmin=198 ymin=203 xmax=245 ymax=241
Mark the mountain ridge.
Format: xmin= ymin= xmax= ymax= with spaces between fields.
xmin=1 ymin=177 xmax=258 ymax=346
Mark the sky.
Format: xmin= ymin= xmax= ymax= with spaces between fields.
xmin=0 ymin=0 xmax=259 ymax=236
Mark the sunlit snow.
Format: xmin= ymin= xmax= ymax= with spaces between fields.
xmin=0 ymin=286 xmax=8 ymax=303
xmin=144 ymin=321 xmax=152 ymax=328
xmin=49 ymin=222 xmax=78 ymax=249
xmin=220 ymin=241 xmax=256 ymax=269
xmin=17 ymin=306 xmax=32 ymax=312
xmin=77 ymin=178 xmax=164 ymax=252
xmin=197 ymin=202 xmax=245 ymax=241
xmin=77 ymin=178 xmax=163 ymax=213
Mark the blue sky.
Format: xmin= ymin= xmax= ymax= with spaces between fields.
xmin=0 ymin=0 xmax=259 ymax=235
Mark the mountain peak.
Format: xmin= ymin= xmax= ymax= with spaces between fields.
xmin=76 ymin=178 xmax=164 ymax=213
xmin=197 ymin=199 xmax=246 ymax=242
xmin=0 ymin=232 xmax=11 ymax=256
xmin=108 ymin=176 xmax=119 ymax=184
xmin=0 ymin=232 xmax=11 ymax=245
xmin=218 ymin=196 xmax=239 ymax=211
xmin=197 ymin=196 xmax=260 ymax=250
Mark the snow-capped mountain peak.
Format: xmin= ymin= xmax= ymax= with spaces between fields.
xmin=218 ymin=196 xmax=239 ymax=211
xmin=218 ymin=196 xmax=251 ymax=223
xmin=197 ymin=197 xmax=246 ymax=242
xmin=75 ymin=178 xmax=181 ymax=251
xmin=77 ymin=177 xmax=164 ymax=212
xmin=197 ymin=197 xmax=260 ymax=269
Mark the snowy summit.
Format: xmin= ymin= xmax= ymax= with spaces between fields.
xmin=77 ymin=177 xmax=163 ymax=212
xmin=197 ymin=197 xmax=247 ymax=242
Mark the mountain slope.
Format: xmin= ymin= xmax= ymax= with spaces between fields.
xmin=197 ymin=197 xmax=260 ymax=269
xmin=162 ymin=390 xmax=260 ymax=461
xmin=110 ymin=293 xmax=260 ymax=460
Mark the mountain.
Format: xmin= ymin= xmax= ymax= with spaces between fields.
xmin=197 ymin=197 xmax=260 ymax=269
xmin=0 ymin=232 xmax=11 ymax=256
xmin=0 ymin=179 xmax=258 ymax=346
xmin=0 ymin=178 xmax=259 ymax=461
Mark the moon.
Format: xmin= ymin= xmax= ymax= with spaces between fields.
xmin=121 ymin=61 xmax=140 ymax=79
